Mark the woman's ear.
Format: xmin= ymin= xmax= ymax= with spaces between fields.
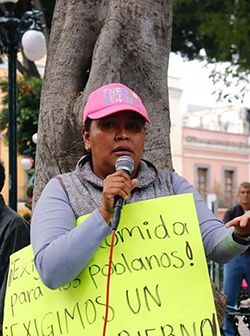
xmin=82 ymin=129 xmax=90 ymax=152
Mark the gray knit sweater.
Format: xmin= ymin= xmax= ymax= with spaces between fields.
xmin=59 ymin=155 xmax=173 ymax=217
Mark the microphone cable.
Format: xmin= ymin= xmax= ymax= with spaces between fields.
xmin=102 ymin=156 xmax=134 ymax=335
xmin=102 ymin=228 xmax=116 ymax=336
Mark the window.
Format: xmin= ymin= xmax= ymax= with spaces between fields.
xmin=197 ymin=167 xmax=208 ymax=199
xmin=224 ymin=169 xmax=235 ymax=208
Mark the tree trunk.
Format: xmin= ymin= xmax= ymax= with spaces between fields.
xmin=34 ymin=0 xmax=173 ymax=204
xmin=33 ymin=0 xmax=225 ymax=323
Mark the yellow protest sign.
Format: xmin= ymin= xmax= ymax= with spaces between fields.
xmin=3 ymin=194 xmax=220 ymax=335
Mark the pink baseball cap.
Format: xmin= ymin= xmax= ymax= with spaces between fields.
xmin=83 ymin=83 xmax=151 ymax=124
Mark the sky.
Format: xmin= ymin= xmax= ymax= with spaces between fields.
xmin=169 ymin=53 xmax=250 ymax=109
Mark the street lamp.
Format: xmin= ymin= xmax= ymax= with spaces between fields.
xmin=21 ymin=132 xmax=37 ymax=171
xmin=0 ymin=0 xmax=46 ymax=210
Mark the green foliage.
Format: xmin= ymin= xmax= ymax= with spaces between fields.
xmin=173 ymin=0 xmax=250 ymax=73
xmin=0 ymin=76 xmax=40 ymax=209
xmin=25 ymin=171 xmax=35 ymax=210
xmin=0 ymin=76 xmax=41 ymax=156
xmin=173 ymin=0 xmax=250 ymax=101
xmin=8 ymin=0 xmax=250 ymax=74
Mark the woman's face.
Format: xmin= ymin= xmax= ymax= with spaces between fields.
xmin=83 ymin=111 xmax=146 ymax=179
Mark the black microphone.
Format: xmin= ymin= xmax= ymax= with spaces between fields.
xmin=111 ymin=156 xmax=135 ymax=230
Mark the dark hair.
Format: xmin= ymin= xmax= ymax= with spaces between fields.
xmin=0 ymin=161 xmax=5 ymax=192
xmin=83 ymin=118 xmax=92 ymax=131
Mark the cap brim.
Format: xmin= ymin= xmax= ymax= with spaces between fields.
xmin=86 ymin=104 xmax=151 ymax=124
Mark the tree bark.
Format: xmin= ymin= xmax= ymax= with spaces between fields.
xmin=34 ymin=0 xmax=173 ymax=204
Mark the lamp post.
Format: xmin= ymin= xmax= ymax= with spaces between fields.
xmin=0 ymin=0 xmax=46 ymax=210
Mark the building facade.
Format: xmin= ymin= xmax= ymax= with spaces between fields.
xmin=183 ymin=126 xmax=250 ymax=209
xmin=169 ymin=75 xmax=250 ymax=217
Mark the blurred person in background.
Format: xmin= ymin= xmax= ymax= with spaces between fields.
xmin=0 ymin=161 xmax=30 ymax=336
xmin=222 ymin=182 xmax=250 ymax=336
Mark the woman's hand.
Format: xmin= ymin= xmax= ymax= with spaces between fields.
xmin=225 ymin=210 xmax=250 ymax=237
xmin=98 ymin=171 xmax=138 ymax=224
